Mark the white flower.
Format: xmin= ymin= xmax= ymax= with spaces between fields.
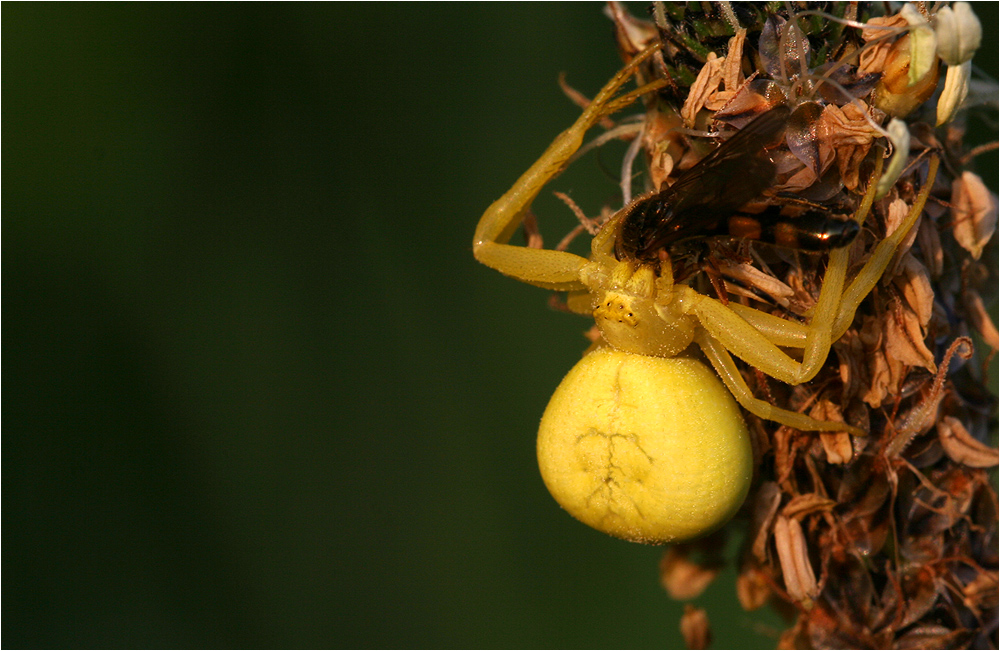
xmin=900 ymin=3 xmax=937 ymax=86
xmin=876 ymin=119 xmax=911 ymax=200
xmin=935 ymin=2 xmax=982 ymax=66
xmin=937 ymin=60 xmax=972 ymax=125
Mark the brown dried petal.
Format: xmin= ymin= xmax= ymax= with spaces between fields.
xmin=704 ymin=31 xmax=748 ymax=114
xmin=659 ymin=547 xmax=721 ymax=601
xmin=916 ymin=210 xmax=944 ymax=277
xmin=895 ymin=254 xmax=934 ymax=327
xmin=782 ymin=493 xmax=837 ymax=519
xmin=816 ymin=102 xmax=879 ymax=185
xmin=736 ymin=564 xmax=772 ymax=611
xmin=820 ymin=430 xmax=854 ymax=464
xmin=807 ymin=400 xmax=853 ymax=463
xmin=821 ymin=102 xmax=879 ymax=143
xmin=680 ymin=604 xmax=711 ymax=650
xmin=837 ymin=142 xmax=870 ymax=191
xmin=772 ymin=425 xmax=796 ymax=488
xmin=775 ymin=515 xmax=818 ymax=603
xmin=863 ymin=349 xmax=891 ymax=408
xmin=861 ymin=14 xmax=908 ymax=42
xmin=962 ymin=570 xmax=999 ymax=609
xmin=937 ymin=415 xmax=1000 ymax=468
xmin=859 ymin=15 xmax=908 ymax=76
xmin=951 ymin=171 xmax=998 ymax=260
xmin=893 ymin=624 xmax=969 ymax=650
xmin=681 ymin=53 xmax=725 ymax=127
xmin=963 ymin=287 xmax=1000 ymax=350
xmin=643 ymin=109 xmax=684 ymax=192
xmin=883 ymin=198 xmax=920 ymax=276
xmin=884 ymin=199 xmax=911 ymax=235
xmin=884 ymin=299 xmax=936 ymax=372
xmin=721 ymin=29 xmax=745 ymax=92
xmin=751 ymin=481 xmax=782 ymax=562
xmin=606 ymin=1 xmax=657 ymax=57
xmin=702 ymin=90 xmax=736 ymax=113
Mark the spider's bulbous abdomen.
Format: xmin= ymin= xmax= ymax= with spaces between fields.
xmin=592 ymin=289 xmax=695 ymax=358
xmin=537 ymin=347 xmax=752 ymax=544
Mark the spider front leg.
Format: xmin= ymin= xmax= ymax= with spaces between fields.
xmin=680 ymin=157 xmax=939 ymax=435
xmin=472 ymin=44 xmax=667 ymax=291
xmin=686 ymin=156 xmax=938 ymax=385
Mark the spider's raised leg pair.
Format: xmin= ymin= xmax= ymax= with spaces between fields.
xmin=474 ymin=43 xmax=937 ymax=437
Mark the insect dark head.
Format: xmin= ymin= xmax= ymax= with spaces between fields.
xmin=614 ymin=192 xmax=676 ymax=265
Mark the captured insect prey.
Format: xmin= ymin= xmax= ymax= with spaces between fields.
xmin=616 ymin=104 xmax=791 ymax=262
xmin=615 ymin=104 xmax=862 ymax=263
xmin=472 ymin=3 xmax=991 ymax=557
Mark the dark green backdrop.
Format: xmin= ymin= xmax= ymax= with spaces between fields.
xmin=5 ymin=4 xmax=997 ymax=648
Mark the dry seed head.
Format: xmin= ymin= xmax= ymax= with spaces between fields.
xmin=596 ymin=2 xmax=998 ymax=647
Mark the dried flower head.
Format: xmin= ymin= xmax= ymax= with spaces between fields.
xmin=591 ymin=2 xmax=998 ymax=646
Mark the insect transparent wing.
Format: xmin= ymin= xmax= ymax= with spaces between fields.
xmin=632 ymin=105 xmax=791 ymax=256
xmin=666 ymin=104 xmax=790 ymax=217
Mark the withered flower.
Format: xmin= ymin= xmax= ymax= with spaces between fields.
xmin=951 ymin=171 xmax=998 ymax=260
xmin=598 ymin=3 xmax=997 ymax=647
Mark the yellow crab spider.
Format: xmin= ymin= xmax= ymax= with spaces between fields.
xmin=473 ymin=44 xmax=939 ymax=544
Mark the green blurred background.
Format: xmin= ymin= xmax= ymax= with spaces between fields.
xmin=4 ymin=4 xmax=996 ymax=648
